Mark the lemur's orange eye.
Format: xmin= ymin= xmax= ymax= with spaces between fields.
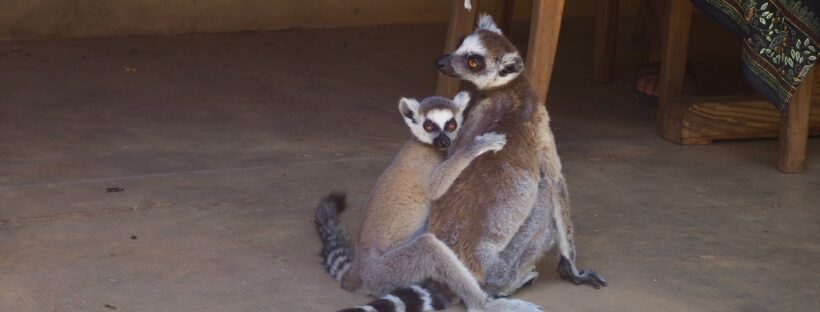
xmin=446 ymin=119 xmax=457 ymax=132
xmin=423 ymin=120 xmax=436 ymax=133
xmin=468 ymin=58 xmax=478 ymax=68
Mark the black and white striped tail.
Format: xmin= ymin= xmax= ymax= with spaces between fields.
xmin=315 ymin=193 xmax=355 ymax=282
xmin=338 ymin=284 xmax=451 ymax=312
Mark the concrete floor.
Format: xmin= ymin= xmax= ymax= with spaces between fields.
xmin=1 ymin=19 xmax=819 ymax=312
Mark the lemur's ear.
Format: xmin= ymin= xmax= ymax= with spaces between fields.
xmin=452 ymin=91 xmax=471 ymax=111
xmin=398 ymin=98 xmax=420 ymax=123
xmin=477 ymin=14 xmax=502 ymax=35
xmin=498 ymin=52 xmax=524 ymax=77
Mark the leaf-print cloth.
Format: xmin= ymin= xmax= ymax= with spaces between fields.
xmin=690 ymin=0 xmax=819 ymax=111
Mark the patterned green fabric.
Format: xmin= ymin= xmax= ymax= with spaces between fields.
xmin=692 ymin=0 xmax=819 ymax=110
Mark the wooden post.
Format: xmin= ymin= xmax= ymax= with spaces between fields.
xmin=593 ymin=0 xmax=620 ymax=83
xmin=657 ymin=0 xmax=695 ymax=143
xmin=632 ymin=0 xmax=648 ymax=43
xmin=778 ymin=67 xmax=815 ymax=173
xmin=435 ymin=0 xmax=477 ymax=98
xmin=525 ymin=0 xmax=566 ymax=105
xmin=500 ymin=0 xmax=516 ymax=34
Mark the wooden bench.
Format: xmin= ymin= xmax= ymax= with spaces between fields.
xmin=593 ymin=0 xmax=818 ymax=173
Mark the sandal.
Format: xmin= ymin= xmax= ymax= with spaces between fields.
xmin=634 ymin=62 xmax=696 ymax=105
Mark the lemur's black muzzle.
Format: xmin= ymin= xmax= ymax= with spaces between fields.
xmin=433 ymin=134 xmax=450 ymax=150
xmin=436 ymin=54 xmax=457 ymax=77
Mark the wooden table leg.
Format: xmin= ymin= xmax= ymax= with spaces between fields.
xmin=778 ymin=67 xmax=815 ymax=173
xmin=657 ymin=0 xmax=697 ymax=143
xmin=500 ymin=0 xmax=516 ymax=34
xmin=525 ymin=0 xmax=566 ymax=105
xmin=436 ymin=0 xmax=477 ymax=98
xmin=632 ymin=0 xmax=648 ymax=43
xmin=593 ymin=0 xmax=619 ymax=83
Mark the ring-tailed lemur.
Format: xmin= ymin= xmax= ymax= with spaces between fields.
xmin=428 ymin=14 xmax=608 ymax=297
xmin=315 ymin=92 xmax=542 ymax=312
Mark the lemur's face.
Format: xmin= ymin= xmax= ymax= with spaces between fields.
xmin=436 ymin=15 xmax=523 ymax=90
xmin=399 ymin=92 xmax=470 ymax=151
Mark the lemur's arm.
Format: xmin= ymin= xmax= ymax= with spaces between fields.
xmin=427 ymin=132 xmax=506 ymax=200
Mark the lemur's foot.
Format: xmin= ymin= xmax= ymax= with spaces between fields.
xmin=470 ymin=298 xmax=543 ymax=312
xmin=495 ymin=270 xmax=539 ymax=298
xmin=557 ymin=256 xmax=607 ymax=289
xmin=520 ymin=271 xmax=539 ymax=288
xmin=473 ymin=132 xmax=507 ymax=154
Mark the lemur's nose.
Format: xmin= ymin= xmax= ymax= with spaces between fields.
xmin=434 ymin=134 xmax=450 ymax=150
xmin=436 ymin=54 xmax=451 ymax=69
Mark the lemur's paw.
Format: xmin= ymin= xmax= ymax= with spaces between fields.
xmin=474 ymin=132 xmax=507 ymax=153
xmin=471 ymin=298 xmax=543 ymax=312
xmin=520 ymin=271 xmax=539 ymax=288
xmin=557 ymin=256 xmax=608 ymax=289
xmin=494 ymin=270 xmax=539 ymax=298
xmin=577 ymin=270 xmax=607 ymax=289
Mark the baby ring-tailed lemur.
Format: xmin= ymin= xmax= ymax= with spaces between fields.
xmin=428 ymin=14 xmax=607 ymax=298
xmin=315 ymin=92 xmax=542 ymax=312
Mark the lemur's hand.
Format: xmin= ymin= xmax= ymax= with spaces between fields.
xmin=473 ymin=132 xmax=506 ymax=155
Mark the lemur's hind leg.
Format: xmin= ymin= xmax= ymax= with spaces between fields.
xmin=483 ymin=181 xmax=554 ymax=297
xmin=552 ymin=178 xmax=607 ymax=289
xmin=360 ymin=233 xmax=486 ymax=308
xmin=356 ymin=233 xmax=541 ymax=312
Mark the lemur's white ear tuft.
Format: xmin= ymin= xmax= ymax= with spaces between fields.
xmin=477 ymin=14 xmax=502 ymax=35
xmin=398 ymin=98 xmax=420 ymax=123
xmin=452 ymin=91 xmax=471 ymax=111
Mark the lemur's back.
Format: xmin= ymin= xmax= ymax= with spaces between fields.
xmin=428 ymin=77 xmax=546 ymax=278
xmin=357 ymin=140 xmax=442 ymax=251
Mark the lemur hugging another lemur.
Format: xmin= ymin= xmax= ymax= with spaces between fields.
xmin=315 ymin=14 xmax=605 ymax=312
xmin=316 ymin=92 xmax=540 ymax=312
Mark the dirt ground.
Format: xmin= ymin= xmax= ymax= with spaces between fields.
xmin=1 ymin=19 xmax=818 ymax=312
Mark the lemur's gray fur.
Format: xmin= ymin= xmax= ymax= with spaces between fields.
xmin=428 ymin=14 xmax=607 ymax=297
xmin=315 ymin=92 xmax=543 ymax=312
